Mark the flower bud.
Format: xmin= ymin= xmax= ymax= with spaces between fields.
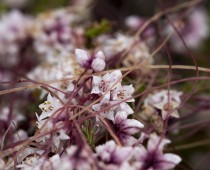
xmin=75 ymin=48 xmax=90 ymax=68
xmin=91 ymin=58 xmax=106 ymax=72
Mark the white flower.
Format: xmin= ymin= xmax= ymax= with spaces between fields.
xmin=112 ymin=84 xmax=135 ymax=102
xmin=92 ymin=97 xmax=117 ymax=121
xmin=115 ymin=102 xmax=134 ymax=115
xmin=91 ymin=70 xmax=122 ymax=99
xmin=53 ymin=129 xmax=70 ymax=148
xmin=38 ymin=93 xmax=63 ymax=120
xmin=28 ymin=50 xmax=81 ymax=99
xmin=144 ymin=90 xmax=182 ymax=119
xmin=96 ymin=33 xmax=133 ymax=60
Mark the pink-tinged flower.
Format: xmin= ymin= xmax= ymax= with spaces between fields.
xmin=169 ymin=8 xmax=209 ymax=52
xmin=91 ymin=70 xmax=122 ymax=99
xmin=114 ymin=111 xmax=144 ymax=146
xmin=95 ymin=140 xmax=133 ymax=167
xmin=112 ymin=84 xmax=135 ymax=102
xmin=125 ymin=15 xmax=155 ymax=38
xmin=38 ymin=93 xmax=63 ymax=120
xmin=92 ymin=97 xmax=117 ymax=121
xmin=133 ymin=133 xmax=181 ymax=170
xmin=0 ymin=10 xmax=32 ymax=67
xmin=65 ymin=146 xmax=94 ymax=170
xmin=33 ymin=9 xmax=85 ymax=54
xmin=75 ymin=48 xmax=106 ymax=72
xmin=144 ymin=90 xmax=182 ymax=120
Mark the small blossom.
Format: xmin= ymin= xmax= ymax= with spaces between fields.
xmin=133 ymin=133 xmax=181 ymax=170
xmin=92 ymin=97 xmax=117 ymax=121
xmin=144 ymin=90 xmax=183 ymax=120
xmin=95 ymin=140 xmax=133 ymax=167
xmin=91 ymin=70 xmax=122 ymax=99
xmin=32 ymin=9 xmax=84 ymax=54
xmin=115 ymin=102 xmax=134 ymax=115
xmin=168 ymin=8 xmax=209 ymax=52
xmin=38 ymin=93 xmax=63 ymax=120
xmin=114 ymin=111 xmax=144 ymax=146
xmin=0 ymin=10 xmax=32 ymax=67
xmin=112 ymin=84 xmax=135 ymax=102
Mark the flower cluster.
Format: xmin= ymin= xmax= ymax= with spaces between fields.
xmin=0 ymin=10 xmax=31 ymax=67
xmin=13 ymin=134 xmax=181 ymax=170
xmin=1 ymin=1 xmax=208 ymax=169
xmin=32 ymin=9 xmax=85 ymax=55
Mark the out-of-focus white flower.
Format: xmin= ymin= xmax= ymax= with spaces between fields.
xmin=96 ymin=33 xmax=153 ymax=73
xmin=95 ymin=140 xmax=133 ymax=168
xmin=96 ymin=33 xmax=152 ymax=65
xmin=65 ymin=146 xmax=94 ymax=170
xmin=114 ymin=111 xmax=144 ymax=146
xmin=96 ymin=33 xmax=133 ymax=60
xmin=125 ymin=15 xmax=144 ymax=31
xmin=0 ymin=10 xmax=32 ymax=66
xmin=144 ymin=90 xmax=183 ymax=120
xmin=125 ymin=15 xmax=155 ymax=39
xmin=32 ymin=9 xmax=85 ymax=54
xmin=133 ymin=133 xmax=181 ymax=170
xmin=0 ymin=106 xmax=25 ymax=124
xmin=169 ymin=8 xmax=209 ymax=52
xmin=28 ymin=50 xmax=82 ymax=99
xmin=91 ymin=70 xmax=122 ymax=99
xmin=13 ymin=129 xmax=28 ymax=142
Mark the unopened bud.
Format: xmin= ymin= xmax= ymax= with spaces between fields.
xmin=75 ymin=48 xmax=90 ymax=68
xmin=91 ymin=58 xmax=106 ymax=72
